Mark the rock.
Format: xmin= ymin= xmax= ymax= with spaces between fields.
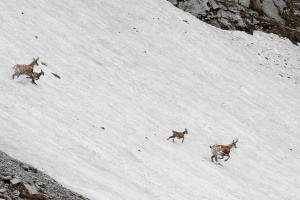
xmin=0 ymin=172 xmax=14 ymax=176
xmin=13 ymin=189 xmax=20 ymax=196
xmin=10 ymin=178 xmax=22 ymax=185
xmin=19 ymin=185 xmax=48 ymax=200
xmin=41 ymin=62 xmax=47 ymax=66
xmin=51 ymin=72 xmax=61 ymax=79
xmin=0 ymin=175 xmax=13 ymax=181
xmin=20 ymin=164 xmax=29 ymax=171
xmin=0 ymin=189 xmax=5 ymax=193
xmin=23 ymin=183 xmax=39 ymax=195
xmin=21 ymin=164 xmax=38 ymax=173
xmin=35 ymin=182 xmax=46 ymax=188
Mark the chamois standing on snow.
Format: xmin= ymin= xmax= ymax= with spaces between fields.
xmin=167 ymin=128 xmax=188 ymax=143
xmin=26 ymin=70 xmax=44 ymax=85
xmin=12 ymin=57 xmax=39 ymax=79
xmin=210 ymin=139 xmax=238 ymax=162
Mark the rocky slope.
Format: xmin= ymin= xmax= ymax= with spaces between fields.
xmin=0 ymin=151 xmax=88 ymax=200
xmin=167 ymin=0 xmax=300 ymax=44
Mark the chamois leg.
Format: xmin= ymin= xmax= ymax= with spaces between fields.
xmin=224 ymin=154 xmax=230 ymax=162
xmin=217 ymin=152 xmax=225 ymax=160
xmin=31 ymin=77 xmax=37 ymax=85
xmin=167 ymin=136 xmax=175 ymax=142
xmin=211 ymin=154 xmax=218 ymax=162
xmin=182 ymin=137 xmax=184 ymax=143
xmin=12 ymin=73 xmax=15 ymax=79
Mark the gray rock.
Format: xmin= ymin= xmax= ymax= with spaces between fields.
xmin=10 ymin=178 xmax=22 ymax=185
xmin=262 ymin=0 xmax=285 ymax=23
xmin=35 ymin=181 xmax=46 ymax=188
xmin=20 ymin=164 xmax=38 ymax=173
xmin=235 ymin=0 xmax=250 ymax=7
xmin=0 ymin=172 xmax=14 ymax=176
xmin=0 ymin=175 xmax=12 ymax=181
xmin=24 ymin=183 xmax=39 ymax=195
xmin=208 ymin=0 xmax=219 ymax=9
xmin=13 ymin=189 xmax=19 ymax=196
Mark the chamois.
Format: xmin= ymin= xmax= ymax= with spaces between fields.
xmin=210 ymin=139 xmax=238 ymax=162
xmin=26 ymin=70 xmax=44 ymax=85
xmin=12 ymin=57 xmax=39 ymax=79
xmin=167 ymin=128 xmax=188 ymax=143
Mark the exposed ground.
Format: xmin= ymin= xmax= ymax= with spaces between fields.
xmin=0 ymin=150 xmax=88 ymax=200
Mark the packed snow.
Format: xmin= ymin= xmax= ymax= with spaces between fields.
xmin=0 ymin=0 xmax=300 ymax=199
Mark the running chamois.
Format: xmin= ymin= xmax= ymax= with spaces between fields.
xmin=167 ymin=128 xmax=188 ymax=143
xmin=26 ymin=70 xmax=44 ymax=85
xmin=210 ymin=139 xmax=238 ymax=162
xmin=12 ymin=57 xmax=39 ymax=79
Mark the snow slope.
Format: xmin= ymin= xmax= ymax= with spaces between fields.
xmin=1 ymin=0 xmax=300 ymax=199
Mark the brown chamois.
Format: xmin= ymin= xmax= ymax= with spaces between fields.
xmin=167 ymin=128 xmax=188 ymax=143
xmin=210 ymin=139 xmax=238 ymax=162
xmin=12 ymin=57 xmax=39 ymax=79
xmin=26 ymin=70 xmax=44 ymax=85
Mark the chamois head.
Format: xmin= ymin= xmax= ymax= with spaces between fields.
xmin=184 ymin=128 xmax=188 ymax=135
xmin=40 ymin=69 xmax=44 ymax=76
xmin=232 ymin=139 xmax=238 ymax=148
xmin=32 ymin=57 xmax=39 ymax=66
